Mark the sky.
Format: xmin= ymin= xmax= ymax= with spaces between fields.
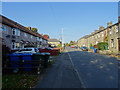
xmin=2 ymin=2 xmax=118 ymax=43
xmin=1 ymin=0 xmax=120 ymax=2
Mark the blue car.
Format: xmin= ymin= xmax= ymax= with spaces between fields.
xmin=81 ymin=47 xmax=88 ymax=51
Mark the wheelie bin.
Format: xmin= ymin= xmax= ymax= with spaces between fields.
xmin=21 ymin=53 xmax=33 ymax=71
xmin=94 ymin=48 xmax=97 ymax=53
xmin=42 ymin=53 xmax=50 ymax=68
xmin=7 ymin=53 xmax=22 ymax=73
xmin=32 ymin=53 xmax=45 ymax=74
xmin=33 ymin=53 xmax=44 ymax=62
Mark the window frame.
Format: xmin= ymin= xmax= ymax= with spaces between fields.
xmin=2 ymin=25 xmax=7 ymax=31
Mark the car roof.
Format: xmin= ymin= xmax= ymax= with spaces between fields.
xmin=21 ymin=48 xmax=35 ymax=49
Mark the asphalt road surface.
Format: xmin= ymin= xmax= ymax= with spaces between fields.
xmin=35 ymin=47 xmax=119 ymax=88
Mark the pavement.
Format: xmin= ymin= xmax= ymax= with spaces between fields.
xmin=34 ymin=47 xmax=120 ymax=88
xmin=35 ymin=51 xmax=83 ymax=88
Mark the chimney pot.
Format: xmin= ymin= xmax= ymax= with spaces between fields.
xmin=99 ymin=26 xmax=104 ymax=30
xmin=107 ymin=22 xmax=112 ymax=27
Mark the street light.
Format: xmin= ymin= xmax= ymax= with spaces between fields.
xmin=61 ymin=28 xmax=64 ymax=47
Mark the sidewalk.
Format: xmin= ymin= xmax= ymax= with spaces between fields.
xmin=34 ymin=52 xmax=82 ymax=88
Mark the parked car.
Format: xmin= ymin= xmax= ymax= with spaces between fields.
xmin=15 ymin=48 xmax=39 ymax=53
xmin=71 ymin=46 xmax=74 ymax=48
xmin=81 ymin=47 xmax=88 ymax=51
xmin=74 ymin=46 xmax=78 ymax=49
xmin=39 ymin=47 xmax=59 ymax=56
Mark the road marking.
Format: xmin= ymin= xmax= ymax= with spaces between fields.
xmin=66 ymin=49 xmax=86 ymax=89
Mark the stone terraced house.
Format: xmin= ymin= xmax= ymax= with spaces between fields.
xmin=77 ymin=20 xmax=120 ymax=54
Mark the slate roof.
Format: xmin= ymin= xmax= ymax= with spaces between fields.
xmin=48 ymin=39 xmax=60 ymax=42
xmin=0 ymin=15 xmax=47 ymax=40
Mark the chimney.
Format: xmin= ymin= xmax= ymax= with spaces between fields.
xmin=91 ymin=32 xmax=95 ymax=35
xmin=27 ymin=27 xmax=32 ymax=30
xmin=107 ymin=22 xmax=112 ymax=27
xmin=99 ymin=26 xmax=104 ymax=30
xmin=95 ymin=30 xmax=99 ymax=33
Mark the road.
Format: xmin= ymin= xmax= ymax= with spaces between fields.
xmin=35 ymin=47 xmax=119 ymax=88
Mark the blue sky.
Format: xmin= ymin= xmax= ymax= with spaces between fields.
xmin=2 ymin=2 xmax=118 ymax=43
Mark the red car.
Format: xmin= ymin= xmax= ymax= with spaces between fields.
xmin=39 ymin=47 xmax=59 ymax=56
xmin=71 ymin=46 xmax=74 ymax=48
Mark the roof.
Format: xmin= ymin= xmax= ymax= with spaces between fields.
xmin=90 ymin=22 xmax=119 ymax=36
xmin=0 ymin=15 xmax=47 ymax=40
xmin=82 ymin=22 xmax=119 ymax=38
xmin=48 ymin=39 xmax=60 ymax=42
xmin=79 ymin=35 xmax=90 ymax=40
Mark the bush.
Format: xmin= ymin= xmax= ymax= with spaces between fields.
xmin=97 ymin=42 xmax=108 ymax=50
xmin=57 ymin=44 xmax=62 ymax=47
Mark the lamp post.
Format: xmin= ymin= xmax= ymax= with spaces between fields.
xmin=61 ymin=28 xmax=64 ymax=47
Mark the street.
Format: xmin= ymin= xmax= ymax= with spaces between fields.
xmin=35 ymin=47 xmax=119 ymax=88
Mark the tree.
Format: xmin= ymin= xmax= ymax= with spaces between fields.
xmin=69 ymin=41 xmax=75 ymax=46
xmin=57 ymin=44 xmax=62 ymax=47
xmin=26 ymin=27 xmax=38 ymax=32
xmin=43 ymin=34 xmax=50 ymax=39
xmin=65 ymin=43 xmax=70 ymax=47
xmin=31 ymin=28 xmax=38 ymax=32
xmin=97 ymin=42 xmax=108 ymax=50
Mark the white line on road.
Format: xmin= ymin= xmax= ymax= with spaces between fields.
xmin=65 ymin=49 xmax=86 ymax=88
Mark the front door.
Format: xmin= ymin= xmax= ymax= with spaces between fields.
xmin=119 ymin=39 xmax=120 ymax=51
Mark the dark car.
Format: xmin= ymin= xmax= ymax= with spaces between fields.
xmin=74 ymin=46 xmax=78 ymax=49
xmin=81 ymin=47 xmax=88 ymax=51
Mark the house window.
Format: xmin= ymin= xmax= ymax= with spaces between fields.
xmin=15 ymin=29 xmax=20 ymax=36
xmin=31 ymin=35 xmax=33 ymax=38
xmin=2 ymin=25 xmax=7 ymax=31
xmin=40 ymin=38 xmax=42 ymax=41
xmin=98 ymin=34 xmax=100 ymax=38
xmin=12 ymin=42 xmax=15 ymax=49
xmin=12 ymin=28 xmax=20 ymax=36
xmin=16 ymin=29 xmax=20 ymax=36
xmin=96 ymin=41 xmax=98 ymax=44
xmin=102 ymin=32 xmax=104 ymax=37
xmin=24 ymin=33 xmax=27 ymax=37
xmin=16 ymin=43 xmax=20 ymax=48
xmin=12 ymin=28 xmax=15 ymax=35
xmin=111 ymin=39 xmax=114 ymax=48
xmin=12 ymin=42 xmax=20 ymax=49
xmin=109 ymin=28 xmax=112 ymax=35
xmin=115 ymin=25 xmax=118 ymax=33
xmin=37 ymin=37 xmax=39 ymax=40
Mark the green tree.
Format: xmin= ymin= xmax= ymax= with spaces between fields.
xmin=69 ymin=41 xmax=75 ymax=46
xmin=26 ymin=27 xmax=38 ymax=32
xmin=31 ymin=28 xmax=38 ymax=32
xmin=97 ymin=42 xmax=108 ymax=50
xmin=57 ymin=44 xmax=62 ymax=47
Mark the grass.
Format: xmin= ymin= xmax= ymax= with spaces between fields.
xmin=2 ymin=55 xmax=59 ymax=89
xmin=2 ymin=73 xmax=39 ymax=88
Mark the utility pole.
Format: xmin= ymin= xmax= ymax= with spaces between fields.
xmin=61 ymin=28 xmax=64 ymax=47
